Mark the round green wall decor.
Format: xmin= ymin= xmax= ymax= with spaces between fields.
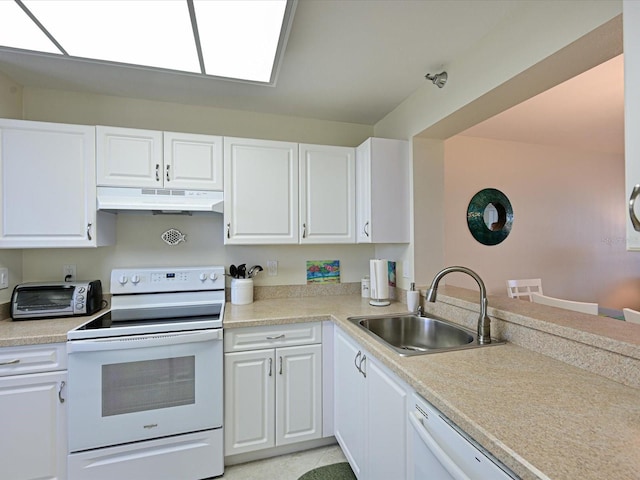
xmin=467 ymin=188 xmax=513 ymax=245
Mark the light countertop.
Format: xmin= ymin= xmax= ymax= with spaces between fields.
xmin=224 ymin=294 xmax=640 ymax=480
xmin=2 ymin=293 xmax=639 ymax=480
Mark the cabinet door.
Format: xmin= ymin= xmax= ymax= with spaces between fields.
xmin=334 ymin=328 xmax=366 ymax=478
xmin=355 ymin=139 xmax=373 ymax=243
xmin=356 ymin=137 xmax=409 ymax=244
xmin=96 ymin=126 xmax=163 ymax=188
xmin=224 ymin=137 xmax=299 ymax=244
xmin=0 ymin=371 xmax=67 ymax=480
xmin=224 ymin=349 xmax=275 ymax=455
xmin=366 ymin=356 xmax=408 ymax=480
xmin=0 ymin=119 xmax=105 ymax=248
xmin=299 ymin=144 xmax=355 ymax=243
xmin=163 ymin=132 xmax=223 ymax=190
xmin=276 ymin=344 xmax=322 ymax=446
xmin=625 ymin=1 xmax=640 ymax=250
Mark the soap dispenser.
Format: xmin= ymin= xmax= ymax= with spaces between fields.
xmin=407 ymin=282 xmax=420 ymax=312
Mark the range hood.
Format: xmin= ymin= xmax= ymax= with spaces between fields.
xmin=97 ymin=186 xmax=224 ymax=214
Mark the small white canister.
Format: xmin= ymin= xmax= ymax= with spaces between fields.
xmin=361 ymin=276 xmax=370 ymax=298
xmin=231 ymin=278 xmax=254 ymax=305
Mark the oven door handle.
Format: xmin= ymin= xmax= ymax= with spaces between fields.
xmin=67 ymin=329 xmax=223 ymax=353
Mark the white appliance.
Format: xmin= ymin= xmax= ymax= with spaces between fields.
xmin=408 ymin=392 xmax=518 ymax=480
xmin=67 ymin=266 xmax=225 ymax=480
xmin=97 ymin=186 xmax=224 ymax=214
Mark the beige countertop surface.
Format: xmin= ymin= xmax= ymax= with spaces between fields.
xmin=225 ymin=295 xmax=640 ymax=480
xmin=2 ymin=294 xmax=639 ymax=480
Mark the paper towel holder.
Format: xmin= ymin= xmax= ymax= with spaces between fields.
xmin=370 ymin=298 xmax=391 ymax=307
xmin=369 ymin=258 xmax=391 ymax=307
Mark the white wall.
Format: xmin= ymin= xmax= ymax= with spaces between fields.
xmin=373 ymin=1 xmax=622 ymax=290
xmin=0 ymin=71 xmax=24 ymax=302
xmin=443 ymin=135 xmax=639 ymax=309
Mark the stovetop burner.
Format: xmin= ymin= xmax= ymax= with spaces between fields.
xmin=68 ymin=266 xmax=225 ymax=340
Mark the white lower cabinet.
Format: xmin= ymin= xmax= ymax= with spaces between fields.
xmin=0 ymin=343 xmax=67 ymax=480
xmin=334 ymin=326 xmax=408 ymax=480
xmin=224 ymin=323 xmax=323 ymax=456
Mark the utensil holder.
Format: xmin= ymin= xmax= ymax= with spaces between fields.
xmin=231 ymin=278 xmax=254 ymax=305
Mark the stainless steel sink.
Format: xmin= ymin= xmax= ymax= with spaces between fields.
xmin=348 ymin=314 xmax=503 ymax=356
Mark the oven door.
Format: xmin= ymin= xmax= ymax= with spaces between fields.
xmin=67 ymin=329 xmax=223 ymax=453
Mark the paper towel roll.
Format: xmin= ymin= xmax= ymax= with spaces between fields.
xmin=369 ymin=259 xmax=390 ymax=306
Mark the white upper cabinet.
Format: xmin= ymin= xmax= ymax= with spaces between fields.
xmin=299 ymin=144 xmax=355 ymax=244
xmin=0 ymin=119 xmax=115 ymax=248
xmin=356 ymin=137 xmax=409 ymax=243
xmin=97 ymin=126 xmax=223 ymax=191
xmin=625 ymin=0 xmax=640 ymax=250
xmin=224 ymin=137 xmax=299 ymax=244
xmin=224 ymin=139 xmax=355 ymax=245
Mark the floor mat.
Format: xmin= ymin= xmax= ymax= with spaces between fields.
xmin=298 ymin=462 xmax=356 ymax=480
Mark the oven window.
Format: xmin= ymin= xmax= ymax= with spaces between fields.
xmin=102 ymin=356 xmax=195 ymax=416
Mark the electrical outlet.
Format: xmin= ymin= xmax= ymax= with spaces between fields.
xmin=267 ymin=260 xmax=278 ymax=276
xmin=0 ymin=267 xmax=8 ymax=290
xmin=63 ymin=264 xmax=76 ymax=282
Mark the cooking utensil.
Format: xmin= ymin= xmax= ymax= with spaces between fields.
xmin=248 ymin=265 xmax=263 ymax=278
xmin=229 ymin=265 xmax=237 ymax=278
xmin=237 ymin=264 xmax=246 ymax=278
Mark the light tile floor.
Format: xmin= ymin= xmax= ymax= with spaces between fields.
xmin=221 ymin=444 xmax=347 ymax=480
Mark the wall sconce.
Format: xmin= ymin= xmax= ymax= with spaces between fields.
xmin=425 ymin=71 xmax=448 ymax=88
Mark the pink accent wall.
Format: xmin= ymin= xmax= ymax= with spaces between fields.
xmin=444 ymin=135 xmax=640 ymax=309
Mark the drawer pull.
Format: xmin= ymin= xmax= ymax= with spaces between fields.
xmin=0 ymin=359 xmax=20 ymax=366
xmin=266 ymin=334 xmax=285 ymax=340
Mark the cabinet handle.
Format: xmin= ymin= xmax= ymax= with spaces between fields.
xmin=266 ymin=334 xmax=285 ymax=340
xmin=630 ymin=185 xmax=640 ymax=231
xmin=226 ymin=223 xmax=230 ymax=239
xmin=86 ymin=223 xmax=92 ymax=241
xmin=166 ymin=164 xmax=171 ymax=182
xmin=364 ymin=221 xmax=370 ymax=237
xmin=354 ymin=351 xmax=362 ymax=372
xmin=155 ymin=164 xmax=160 ymax=182
xmin=359 ymin=355 xmax=367 ymax=378
xmin=302 ymin=223 xmax=307 ymax=238
xmin=279 ymin=356 xmax=283 ymax=375
xmin=58 ymin=380 xmax=66 ymax=404
xmin=0 ymin=358 xmax=20 ymax=366
xmin=268 ymin=357 xmax=273 ymax=377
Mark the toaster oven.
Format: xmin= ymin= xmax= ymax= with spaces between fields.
xmin=10 ymin=280 xmax=103 ymax=320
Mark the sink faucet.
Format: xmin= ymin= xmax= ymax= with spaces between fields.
xmin=425 ymin=266 xmax=491 ymax=344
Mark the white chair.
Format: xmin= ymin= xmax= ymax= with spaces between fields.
xmin=531 ymin=293 xmax=598 ymax=315
xmin=506 ymin=279 xmax=543 ymax=301
xmin=623 ymin=308 xmax=640 ymax=324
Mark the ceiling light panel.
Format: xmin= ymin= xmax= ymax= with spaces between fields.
xmin=194 ymin=0 xmax=287 ymax=82
xmin=0 ymin=1 xmax=60 ymax=54
xmin=22 ymin=0 xmax=201 ymax=73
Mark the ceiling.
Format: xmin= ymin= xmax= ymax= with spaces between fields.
xmin=461 ymin=54 xmax=624 ymax=155
xmin=0 ymin=0 xmax=624 ymax=153
xmin=0 ymin=0 xmax=522 ymax=125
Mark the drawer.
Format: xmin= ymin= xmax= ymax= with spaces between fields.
xmin=224 ymin=322 xmax=322 ymax=352
xmin=0 ymin=343 xmax=67 ymax=376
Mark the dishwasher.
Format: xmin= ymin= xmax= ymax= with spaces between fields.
xmin=408 ymin=392 xmax=519 ymax=480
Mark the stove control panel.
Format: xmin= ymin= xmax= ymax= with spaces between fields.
xmin=111 ymin=266 xmax=225 ymax=294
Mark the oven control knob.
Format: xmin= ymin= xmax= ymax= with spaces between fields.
xmin=131 ymin=274 xmax=140 ymax=285
xmin=118 ymin=275 xmax=128 ymax=285
xmin=210 ymin=273 xmax=218 ymax=281
xmin=199 ymin=273 xmax=207 ymax=282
